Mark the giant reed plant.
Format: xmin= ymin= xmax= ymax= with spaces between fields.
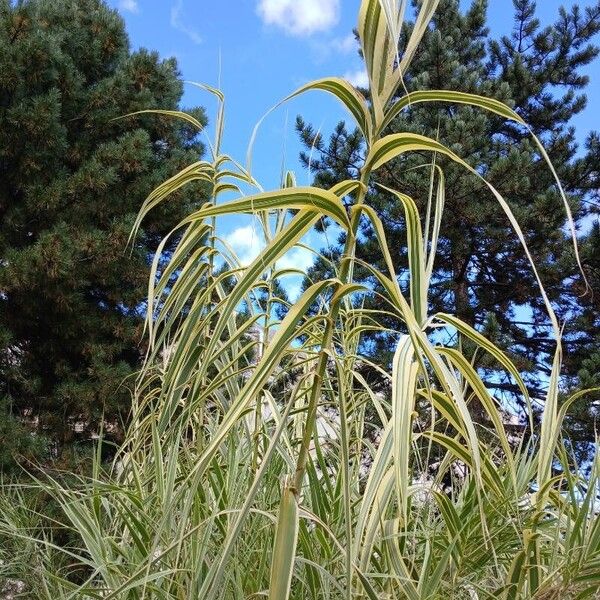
xmin=1 ymin=1 xmax=599 ymax=598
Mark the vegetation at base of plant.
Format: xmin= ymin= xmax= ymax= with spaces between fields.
xmin=1 ymin=0 xmax=599 ymax=598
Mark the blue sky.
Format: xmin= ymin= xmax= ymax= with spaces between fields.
xmin=108 ymin=0 xmax=600 ymax=298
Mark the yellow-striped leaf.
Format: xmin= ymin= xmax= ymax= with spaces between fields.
xmin=184 ymin=186 xmax=351 ymax=230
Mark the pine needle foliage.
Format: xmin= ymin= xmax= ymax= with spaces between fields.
xmin=0 ymin=0 xmax=208 ymax=467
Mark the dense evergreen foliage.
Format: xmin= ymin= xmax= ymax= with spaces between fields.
xmin=0 ymin=0 xmax=207 ymax=469
xmin=297 ymin=0 xmax=600 ymax=433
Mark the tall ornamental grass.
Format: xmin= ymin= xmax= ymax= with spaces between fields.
xmin=1 ymin=1 xmax=599 ymax=598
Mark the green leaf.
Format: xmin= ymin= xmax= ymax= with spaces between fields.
xmin=358 ymin=0 xmax=396 ymax=123
xmin=391 ymin=334 xmax=419 ymax=522
xmin=397 ymin=0 xmax=440 ymax=79
xmin=287 ymin=78 xmax=373 ymax=141
xmin=184 ymin=186 xmax=352 ymax=230
xmin=434 ymin=312 xmax=532 ymax=426
xmin=376 ymin=183 xmax=426 ymax=324
xmin=437 ymin=346 xmax=516 ymax=481
xmin=380 ymin=89 xmax=525 ymax=135
xmin=269 ymin=486 xmax=300 ymax=600
xmin=115 ymin=108 xmax=206 ymax=130
xmin=183 ymin=279 xmax=336 ymax=481
xmin=365 ymin=132 xmax=562 ymax=344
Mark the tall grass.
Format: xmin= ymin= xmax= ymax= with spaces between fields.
xmin=1 ymin=0 xmax=599 ymax=598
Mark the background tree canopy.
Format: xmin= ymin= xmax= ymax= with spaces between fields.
xmin=297 ymin=0 xmax=600 ymax=457
xmin=0 ymin=0 xmax=208 ymax=469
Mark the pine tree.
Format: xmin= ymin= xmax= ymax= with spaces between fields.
xmin=297 ymin=0 xmax=600 ymax=415
xmin=0 ymin=0 xmax=208 ymax=469
xmin=560 ymin=142 xmax=600 ymax=462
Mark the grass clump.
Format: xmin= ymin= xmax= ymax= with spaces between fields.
xmin=1 ymin=1 xmax=599 ymax=598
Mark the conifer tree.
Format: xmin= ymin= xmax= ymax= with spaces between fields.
xmin=297 ymin=0 xmax=600 ymax=416
xmin=0 ymin=0 xmax=207 ymax=468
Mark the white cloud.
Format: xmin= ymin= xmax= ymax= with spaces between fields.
xmin=330 ymin=33 xmax=357 ymax=54
xmin=277 ymin=247 xmax=314 ymax=274
xmin=224 ymin=224 xmax=315 ymax=271
xmin=277 ymin=247 xmax=315 ymax=301
xmin=310 ymin=33 xmax=358 ymax=63
xmin=343 ymin=67 xmax=369 ymax=88
xmin=171 ymin=0 xmax=202 ymax=45
xmin=224 ymin=224 xmax=264 ymax=266
xmin=257 ymin=0 xmax=340 ymax=36
xmin=119 ymin=0 xmax=139 ymax=13
xmin=223 ymin=224 xmax=316 ymax=301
